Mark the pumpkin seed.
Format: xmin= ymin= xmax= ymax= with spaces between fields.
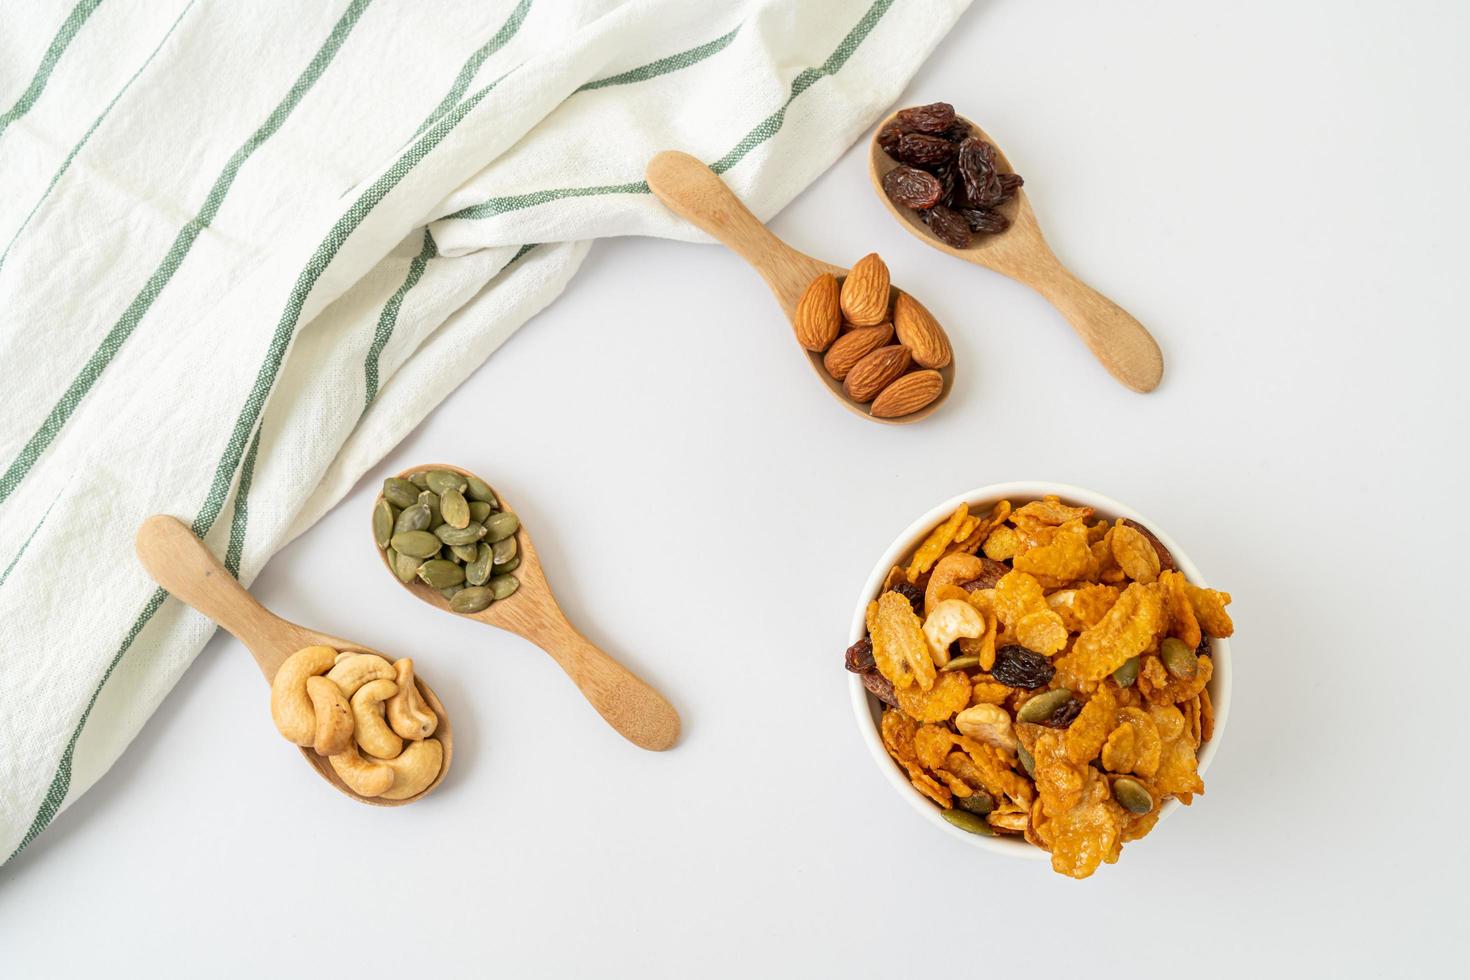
xmin=941 ymin=655 xmax=980 ymax=673
xmin=466 ymin=543 xmax=493 ymax=586
xmin=1017 ymin=743 xmax=1036 ymax=778
xmin=434 ymin=521 xmax=485 ymax=546
xmin=382 ymin=477 xmax=419 ymax=508
xmin=372 ymin=500 xmax=396 ymax=549
xmin=440 ymin=488 xmax=471 ymax=529
xmin=394 ymin=502 xmax=431 ymax=534
xmin=484 ymin=511 xmax=519 ymax=543
xmin=408 ymin=471 xmax=430 ymax=489
xmin=1018 ymin=688 xmax=1075 ymax=724
xmin=955 ymin=788 xmax=994 ymax=815
xmin=450 ymin=586 xmax=495 ymax=613
xmin=489 ymin=573 xmax=520 ymax=600
xmin=492 ymin=536 xmax=517 ymax=565
xmin=464 ymin=474 xmax=497 ymax=505
xmin=1113 ymin=656 xmax=1140 ymax=688
xmin=391 ymin=530 xmax=441 ymax=559
xmin=1161 ymin=637 xmax=1197 ymax=679
xmin=440 ymin=585 xmax=463 ymax=599
xmin=1112 ymin=776 xmax=1154 ymax=814
xmin=496 ymin=556 xmax=520 ymax=574
xmin=417 ymin=559 xmax=465 ymax=589
xmin=941 ymin=809 xmax=995 ymax=835
xmin=418 ymin=490 xmax=441 ymax=527
xmin=450 ymin=542 xmax=478 ymax=563
xmin=391 ymin=549 xmax=421 ymax=584
xmin=468 ymin=501 xmax=493 ymax=523
xmin=426 ymin=470 xmax=466 ymax=496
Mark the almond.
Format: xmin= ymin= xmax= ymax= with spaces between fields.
xmin=839 ymin=253 xmax=891 ymax=326
xmin=870 ymin=369 xmax=943 ymax=418
xmin=843 ymin=345 xmax=911 ymax=402
xmin=793 ymin=273 xmax=841 ymax=352
xmin=823 ymin=323 xmax=893 ymax=380
xmin=892 ymin=292 xmax=952 ymax=369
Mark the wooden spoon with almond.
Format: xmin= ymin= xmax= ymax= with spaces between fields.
xmin=646 ymin=151 xmax=953 ymax=423
xmin=135 ymin=515 xmax=451 ymax=806
xmin=869 ymin=110 xmax=1164 ymax=393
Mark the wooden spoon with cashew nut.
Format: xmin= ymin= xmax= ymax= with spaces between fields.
xmin=376 ymin=465 xmax=680 ymax=752
xmin=134 ymin=515 xmax=451 ymax=806
xmin=869 ymin=111 xmax=1164 ymax=393
xmin=646 ymin=150 xmax=954 ymax=424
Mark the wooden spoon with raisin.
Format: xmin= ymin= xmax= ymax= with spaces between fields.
xmin=870 ymin=103 xmax=1164 ymax=393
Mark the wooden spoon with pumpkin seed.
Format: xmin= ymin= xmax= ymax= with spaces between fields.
xmin=374 ymin=465 xmax=680 ymax=752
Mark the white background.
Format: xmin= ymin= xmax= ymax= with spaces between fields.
xmin=2 ymin=0 xmax=1466 ymax=975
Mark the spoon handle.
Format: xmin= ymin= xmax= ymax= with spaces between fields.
xmin=646 ymin=151 xmax=831 ymax=315
xmin=134 ymin=515 xmax=290 ymax=677
xmin=1020 ymin=258 xmax=1164 ymax=393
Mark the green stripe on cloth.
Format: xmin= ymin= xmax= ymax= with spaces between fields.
xmin=0 ymin=1 xmax=198 ymax=275
xmin=8 ymin=20 xmax=536 ymax=865
xmin=445 ymin=0 xmax=892 ymax=222
xmin=0 ymin=0 xmax=104 ymax=144
xmin=578 ymin=24 xmax=739 ymax=92
xmin=0 ymin=0 xmax=374 ymax=509
xmin=223 ymin=427 xmax=262 ymax=577
xmin=417 ymin=0 xmax=531 ymax=135
xmin=0 ymin=501 xmax=56 ymax=591
xmin=364 ymin=229 xmax=438 ymax=407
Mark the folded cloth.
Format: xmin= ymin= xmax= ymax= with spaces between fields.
xmin=0 ymin=0 xmax=969 ymax=860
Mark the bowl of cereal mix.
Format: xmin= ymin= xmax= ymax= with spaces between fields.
xmin=845 ymin=483 xmax=1233 ymax=878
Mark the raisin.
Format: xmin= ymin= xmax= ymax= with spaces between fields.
xmin=895 ymin=132 xmax=957 ymax=168
xmin=845 ymin=636 xmax=875 ymax=673
xmin=877 ymin=121 xmax=905 ymax=154
xmin=922 ymin=204 xmax=972 ymax=249
xmin=956 ymin=137 xmax=996 ymax=205
xmin=932 ymin=164 xmax=958 ymax=208
xmin=958 ymin=557 xmax=1011 ymax=592
xmin=991 ymin=645 xmax=1056 ymax=689
xmin=881 ymin=165 xmax=942 ymax=210
xmin=860 ymin=669 xmax=899 ymax=708
xmin=999 ymin=172 xmax=1024 ymax=195
xmin=893 ymin=581 xmax=925 ymax=616
xmin=958 ymin=208 xmax=1010 ymax=234
xmin=1037 ymin=697 xmax=1082 ymax=729
xmin=942 ymin=119 xmax=972 ymax=143
xmin=895 ymin=101 xmax=955 ymax=134
xmin=1195 ymin=633 xmax=1213 ymax=657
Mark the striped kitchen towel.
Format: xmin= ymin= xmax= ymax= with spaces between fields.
xmin=0 ymin=0 xmax=969 ymax=860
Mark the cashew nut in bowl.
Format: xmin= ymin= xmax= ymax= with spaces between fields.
xmin=924 ymin=553 xmax=986 ymax=616
xmin=270 ymin=645 xmax=337 ymax=745
xmin=351 ymin=678 xmax=403 ymax=759
xmin=306 ymin=676 xmax=354 ymax=756
xmin=329 ymin=741 xmax=395 ymax=798
xmin=326 ymin=653 xmax=395 ymax=698
xmin=375 ymin=738 xmax=443 ymax=801
xmin=955 ymin=703 xmax=1017 ymax=751
xmin=386 ymin=658 xmax=437 ymax=740
xmin=922 ymin=599 xmax=986 ymax=667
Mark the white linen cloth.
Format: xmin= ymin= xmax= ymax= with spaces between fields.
xmin=0 ymin=0 xmax=968 ymax=860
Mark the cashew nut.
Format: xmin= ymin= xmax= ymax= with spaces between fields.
xmin=925 ymin=553 xmax=985 ymax=615
xmin=306 ymin=676 xmax=353 ymax=756
xmin=386 ymin=658 xmax=437 ymax=740
xmin=270 ymin=645 xmax=337 ymax=745
xmin=328 ymin=741 xmax=395 ymax=798
xmin=375 ymin=738 xmax=443 ymax=800
xmin=351 ymin=678 xmax=403 ymax=759
xmin=922 ymin=599 xmax=986 ymax=667
xmin=325 ymin=653 xmax=395 ymax=698
xmin=955 ymin=703 xmax=1017 ymax=751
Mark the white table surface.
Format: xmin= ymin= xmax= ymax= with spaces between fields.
xmin=3 ymin=1 xmax=1465 ymax=975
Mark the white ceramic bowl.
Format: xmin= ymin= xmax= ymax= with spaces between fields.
xmin=849 ymin=482 xmax=1232 ymax=858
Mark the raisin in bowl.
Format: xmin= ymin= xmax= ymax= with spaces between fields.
xmin=847 ymin=482 xmax=1233 ymax=866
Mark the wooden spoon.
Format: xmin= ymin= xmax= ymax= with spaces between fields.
xmin=646 ymin=150 xmax=953 ymax=424
xmin=377 ymin=465 xmax=680 ymax=752
xmin=869 ymin=112 xmax=1164 ymax=393
xmin=135 ymin=515 xmax=451 ymax=806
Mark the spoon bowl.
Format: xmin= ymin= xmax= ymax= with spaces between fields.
xmin=646 ymin=150 xmax=953 ymax=424
xmin=869 ymin=111 xmax=1164 ymax=393
xmin=377 ymin=465 xmax=680 ymax=752
xmin=135 ymin=515 xmax=451 ymax=806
